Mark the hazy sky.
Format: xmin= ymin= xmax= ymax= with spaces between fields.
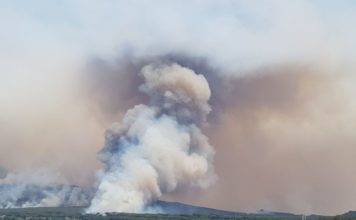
xmin=1 ymin=0 xmax=356 ymax=215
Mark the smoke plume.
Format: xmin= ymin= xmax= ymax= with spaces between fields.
xmin=87 ymin=63 xmax=215 ymax=213
xmin=2 ymin=0 xmax=356 ymax=216
xmin=83 ymin=54 xmax=356 ymax=215
xmin=0 ymin=169 xmax=93 ymax=208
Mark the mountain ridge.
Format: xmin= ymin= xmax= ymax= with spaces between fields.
xmin=1 ymin=200 xmax=352 ymax=219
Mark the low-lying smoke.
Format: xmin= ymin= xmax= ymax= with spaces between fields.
xmin=0 ymin=184 xmax=91 ymax=209
xmin=87 ymin=63 xmax=215 ymax=213
xmin=0 ymin=169 xmax=93 ymax=208
xmin=0 ymin=166 xmax=7 ymax=179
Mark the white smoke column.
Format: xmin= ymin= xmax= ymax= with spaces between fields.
xmin=87 ymin=63 xmax=215 ymax=213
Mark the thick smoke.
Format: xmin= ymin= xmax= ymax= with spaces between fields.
xmin=87 ymin=63 xmax=215 ymax=213
xmin=84 ymin=56 xmax=356 ymax=215
xmin=0 ymin=170 xmax=93 ymax=208
xmin=2 ymin=0 xmax=356 ymax=216
xmin=0 ymin=184 xmax=91 ymax=208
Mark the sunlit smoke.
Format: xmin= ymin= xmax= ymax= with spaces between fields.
xmin=86 ymin=63 xmax=215 ymax=213
xmin=1 ymin=0 xmax=356 ymax=215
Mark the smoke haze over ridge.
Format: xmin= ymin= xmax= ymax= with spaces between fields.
xmin=1 ymin=0 xmax=356 ymax=215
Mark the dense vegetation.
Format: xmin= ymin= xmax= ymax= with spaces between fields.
xmin=1 ymin=206 xmax=356 ymax=220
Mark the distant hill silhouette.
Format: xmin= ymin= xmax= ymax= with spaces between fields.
xmin=0 ymin=200 xmax=353 ymax=219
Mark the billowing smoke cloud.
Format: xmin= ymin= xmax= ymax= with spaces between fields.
xmin=0 ymin=169 xmax=93 ymax=208
xmin=87 ymin=63 xmax=215 ymax=213
xmin=1 ymin=0 xmax=356 ymax=216
xmin=83 ymin=55 xmax=356 ymax=215
xmin=0 ymin=184 xmax=91 ymax=209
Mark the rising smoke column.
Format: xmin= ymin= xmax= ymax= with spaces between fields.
xmin=87 ymin=63 xmax=215 ymax=213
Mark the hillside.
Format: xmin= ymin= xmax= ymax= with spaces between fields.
xmin=0 ymin=200 xmax=349 ymax=219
